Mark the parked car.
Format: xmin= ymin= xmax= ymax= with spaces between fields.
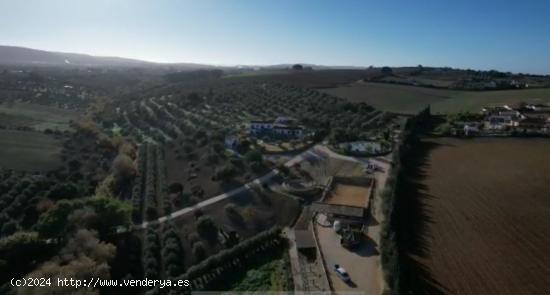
xmin=333 ymin=264 xmax=351 ymax=282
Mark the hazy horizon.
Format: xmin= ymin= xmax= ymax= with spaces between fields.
xmin=1 ymin=0 xmax=550 ymax=74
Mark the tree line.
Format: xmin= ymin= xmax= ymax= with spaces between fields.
xmin=379 ymin=106 xmax=430 ymax=295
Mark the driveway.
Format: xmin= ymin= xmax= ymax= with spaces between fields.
xmin=315 ymin=220 xmax=381 ymax=295
xmin=309 ymin=148 xmax=392 ymax=295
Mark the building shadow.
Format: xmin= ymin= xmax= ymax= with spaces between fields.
xmin=394 ymin=139 xmax=454 ymax=294
xmin=366 ymin=213 xmax=379 ymax=226
xmin=352 ymin=234 xmax=379 ymax=257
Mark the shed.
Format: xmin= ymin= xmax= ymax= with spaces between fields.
xmin=294 ymin=229 xmax=316 ymax=249
xmin=310 ymin=202 xmax=365 ymax=219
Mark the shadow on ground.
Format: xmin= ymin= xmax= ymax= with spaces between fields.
xmin=394 ymin=139 xmax=453 ymax=294
xmin=352 ymin=234 xmax=379 ymax=257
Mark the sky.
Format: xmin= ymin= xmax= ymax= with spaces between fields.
xmin=0 ymin=0 xmax=549 ymax=74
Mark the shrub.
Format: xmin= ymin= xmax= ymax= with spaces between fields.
xmin=192 ymin=241 xmax=207 ymax=262
xmin=224 ymin=204 xmax=245 ymax=226
xmin=244 ymin=150 xmax=263 ymax=163
xmin=214 ymin=165 xmax=235 ymax=182
xmin=196 ymin=216 xmax=218 ymax=243
xmin=0 ymin=221 xmax=18 ymax=237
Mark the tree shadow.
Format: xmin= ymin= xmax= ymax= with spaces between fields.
xmin=220 ymin=179 xmax=245 ymax=193
xmin=394 ymin=139 xmax=454 ymax=294
xmin=351 ymin=234 xmax=379 ymax=257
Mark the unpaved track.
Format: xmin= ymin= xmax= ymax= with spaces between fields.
xmin=136 ymin=146 xmax=322 ymax=229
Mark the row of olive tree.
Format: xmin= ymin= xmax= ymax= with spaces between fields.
xmin=144 ymin=144 xmax=159 ymax=221
xmin=131 ymin=145 xmax=147 ymax=222
xmin=143 ymin=225 xmax=161 ymax=280
xmin=161 ymin=223 xmax=184 ymax=278
xmin=149 ymin=226 xmax=284 ymax=294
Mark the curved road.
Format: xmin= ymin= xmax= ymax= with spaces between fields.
xmin=134 ymin=146 xmax=321 ymax=230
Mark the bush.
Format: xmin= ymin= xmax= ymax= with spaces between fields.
xmin=214 ymin=165 xmax=236 ymax=182
xmin=206 ymin=152 xmax=219 ymax=165
xmin=192 ymin=241 xmax=206 ymax=262
xmin=244 ymin=150 xmax=263 ymax=163
xmin=224 ymin=204 xmax=245 ymax=226
xmin=0 ymin=221 xmax=17 ymax=237
xmin=196 ymin=216 xmax=218 ymax=243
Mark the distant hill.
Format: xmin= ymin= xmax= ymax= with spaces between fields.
xmin=0 ymin=45 xmax=215 ymax=70
xmin=0 ymin=45 xmax=368 ymax=71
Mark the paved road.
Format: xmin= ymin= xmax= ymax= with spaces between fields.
xmin=134 ymin=146 xmax=320 ymax=230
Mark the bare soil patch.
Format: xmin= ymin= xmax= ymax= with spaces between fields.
xmin=325 ymin=183 xmax=371 ymax=208
xmin=397 ymin=138 xmax=550 ymax=295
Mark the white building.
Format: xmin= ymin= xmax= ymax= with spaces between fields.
xmin=249 ymin=120 xmax=274 ymax=135
xmin=484 ymin=115 xmax=519 ymax=130
xmin=248 ymin=118 xmax=304 ymax=138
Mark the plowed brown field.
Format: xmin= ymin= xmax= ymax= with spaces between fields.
xmin=397 ymin=138 xmax=550 ymax=295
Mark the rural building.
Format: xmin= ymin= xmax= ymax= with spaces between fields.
xmin=464 ymin=124 xmax=480 ymax=136
xmin=310 ymin=202 xmax=365 ymax=223
xmin=273 ymin=125 xmax=304 ymax=137
xmin=249 ymin=120 xmax=273 ymax=132
xmin=311 ymin=176 xmax=373 ymax=224
xmin=480 ymin=103 xmax=550 ymax=133
xmin=294 ymin=229 xmax=317 ymax=251
xmin=248 ymin=116 xmax=305 ymax=138
xmin=484 ymin=115 xmax=519 ymax=130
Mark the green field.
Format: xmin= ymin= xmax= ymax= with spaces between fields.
xmin=323 ymin=82 xmax=550 ymax=114
xmin=0 ymin=129 xmax=63 ymax=171
xmin=229 ymin=252 xmax=293 ymax=291
xmin=0 ymin=102 xmax=78 ymax=131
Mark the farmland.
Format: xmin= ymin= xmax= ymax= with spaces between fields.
xmin=0 ymin=102 xmax=78 ymax=131
xmin=396 ymin=138 xmax=550 ymax=294
xmin=0 ymin=129 xmax=63 ymax=171
xmin=323 ymin=81 xmax=550 ymax=114
xmin=2 ymin=61 xmax=549 ymax=294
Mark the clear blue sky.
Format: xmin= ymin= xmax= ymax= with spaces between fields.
xmin=1 ymin=0 xmax=549 ymax=74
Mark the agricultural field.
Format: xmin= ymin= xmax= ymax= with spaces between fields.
xmin=0 ymin=102 xmax=78 ymax=131
xmin=397 ymin=138 xmax=550 ymax=294
xmin=323 ymin=81 xmax=459 ymax=114
xmin=0 ymin=129 xmax=63 ymax=171
xmin=432 ymin=87 xmax=550 ymax=114
xmin=323 ymin=81 xmax=550 ymax=114
xmin=107 ymin=81 xmax=391 ymax=203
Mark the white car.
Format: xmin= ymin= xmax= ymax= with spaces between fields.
xmin=333 ymin=264 xmax=351 ymax=282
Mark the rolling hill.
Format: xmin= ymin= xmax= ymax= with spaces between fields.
xmin=0 ymin=45 xmax=215 ymax=70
